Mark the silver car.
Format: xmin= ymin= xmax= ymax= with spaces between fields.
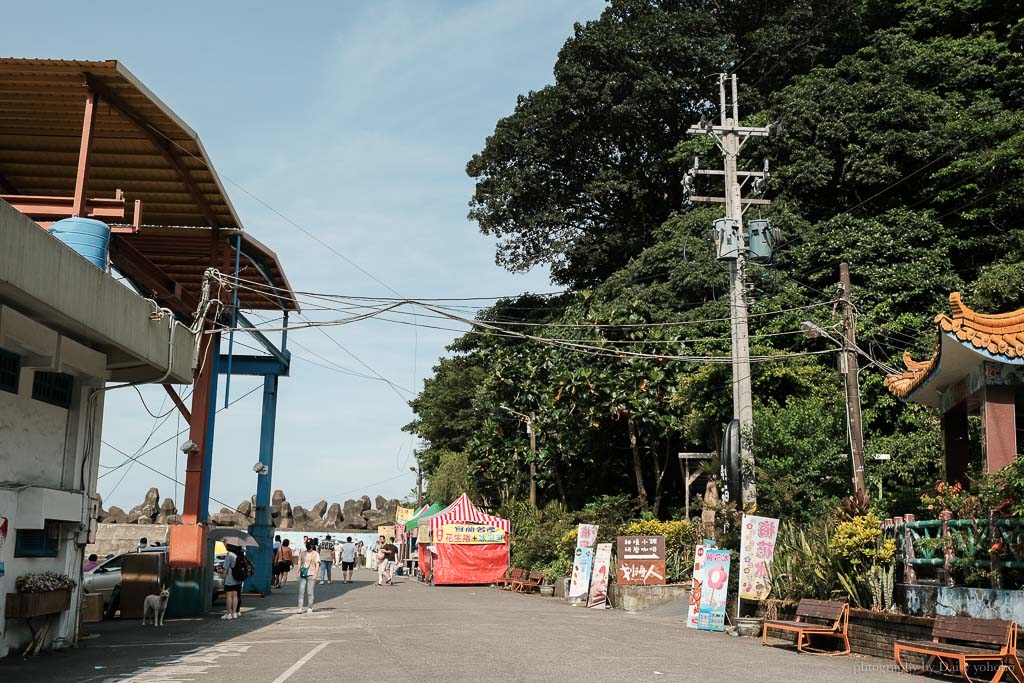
xmin=83 ymin=547 xmax=225 ymax=605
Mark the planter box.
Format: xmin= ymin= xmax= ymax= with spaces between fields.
xmin=5 ymin=589 xmax=72 ymax=618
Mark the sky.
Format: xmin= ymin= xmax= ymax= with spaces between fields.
xmin=1 ymin=0 xmax=607 ymax=512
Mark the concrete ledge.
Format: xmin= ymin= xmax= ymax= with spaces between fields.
xmin=609 ymin=583 xmax=690 ymax=612
xmin=899 ymin=583 xmax=1024 ymax=626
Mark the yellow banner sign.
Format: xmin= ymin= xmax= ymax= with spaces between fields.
xmin=436 ymin=524 xmax=506 ymax=544
xmin=395 ymin=506 xmax=416 ymax=525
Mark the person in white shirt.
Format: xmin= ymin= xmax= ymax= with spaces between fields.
xmin=339 ymin=536 xmax=357 ymax=583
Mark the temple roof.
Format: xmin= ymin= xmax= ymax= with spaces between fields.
xmin=885 ymin=293 xmax=1024 ymax=406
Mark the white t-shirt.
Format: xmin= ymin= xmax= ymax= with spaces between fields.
xmin=224 ymin=551 xmax=239 ymax=586
xmin=340 ymin=542 xmax=356 ymax=563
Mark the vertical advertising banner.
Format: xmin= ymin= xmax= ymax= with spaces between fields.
xmin=739 ymin=515 xmax=779 ymax=601
xmin=568 ymin=546 xmax=595 ymax=601
xmin=586 ymin=543 xmax=613 ymax=608
xmin=395 ymin=506 xmax=415 ymax=543
xmin=697 ymin=549 xmax=731 ymax=632
xmin=576 ymin=524 xmax=599 ymax=549
xmin=686 ymin=544 xmax=708 ymax=629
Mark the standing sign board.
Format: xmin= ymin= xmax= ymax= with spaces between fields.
xmin=576 ymin=524 xmax=598 ymax=548
xmin=739 ymin=515 xmax=779 ymax=601
xmin=568 ymin=524 xmax=599 ymax=601
xmin=395 ymin=506 xmax=415 ymax=543
xmin=587 ymin=543 xmax=612 ymax=609
xmin=616 ymin=535 xmax=666 ymax=586
xmin=697 ymin=549 xmax=731 ymax=632
xmin=686 ymin=543 xmax=709 ymax=628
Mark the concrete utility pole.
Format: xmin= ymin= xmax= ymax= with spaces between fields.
xmin=410 ymin=463 xmax=423 ymax=507
xmin=839 ymin=262 xmax=867 ymax=494
xmin=687 ymin=74 xmax=772 ymax=508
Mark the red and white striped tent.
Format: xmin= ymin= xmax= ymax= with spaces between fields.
xmin=423 ymin=493 xmax=510 ymax=585
xmin=428 ymin=494 xmax=511 ymax=535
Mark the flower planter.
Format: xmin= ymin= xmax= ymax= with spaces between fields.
xmin=539 ymin=584 xmax=555 ymax=597
xmin=5 ymin=589 xmax=72 ymax=618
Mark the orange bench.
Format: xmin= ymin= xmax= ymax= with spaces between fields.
xmin=512 ymin=570 xmax=543 ymax=593
xmin=894 ymin=615 xmax=1023 ymax=683
xmin=762 ymin=598 xmax=850 ymax=656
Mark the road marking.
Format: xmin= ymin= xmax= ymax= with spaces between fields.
xmin=271 ymin=641 xmax=330 ymax=683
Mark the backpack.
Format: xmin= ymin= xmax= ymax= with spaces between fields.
xmin=231 ymin=552 xmax=254 ymax=581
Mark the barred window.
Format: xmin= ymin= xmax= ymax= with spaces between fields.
xmin=0 ymin=348 xmax=18 ymax=394
xmin=32 ymin=371 xmax=74 ymax=409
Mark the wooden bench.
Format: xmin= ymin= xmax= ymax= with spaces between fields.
xmin=513 ymin=570 xmax=544 ymax=593
xmin=493 ymin=568 xmax=515 ymax=589
xmin=762 ymin=598 xmax=850 ymax=656
xmin=894 ymin=615 xmax=1023 ymax=683
xmin=501 ymin=568 xmax=527 ymax=591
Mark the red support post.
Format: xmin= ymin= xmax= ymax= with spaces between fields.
xmin=181 ymin=332 xmax=216 ymax=525
xmin=72 ymin=90 xmax=97 ymax=217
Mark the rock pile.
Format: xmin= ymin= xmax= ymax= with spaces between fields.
xmin=95 ymin=488 xmax=401 ymax=530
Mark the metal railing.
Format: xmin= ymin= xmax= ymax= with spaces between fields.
xmin=883 ymin=515 xmax=1024 ymax=589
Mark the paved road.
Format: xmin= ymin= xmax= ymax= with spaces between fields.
xmin=1 ymin=569 xmax=908 ymax=682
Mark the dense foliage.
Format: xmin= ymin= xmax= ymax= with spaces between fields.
xmin=407 ymin=0 xmax=1024 ymax=525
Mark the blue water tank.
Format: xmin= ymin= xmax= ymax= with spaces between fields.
xmin=49 ymin=217 xmax=111 ymax=270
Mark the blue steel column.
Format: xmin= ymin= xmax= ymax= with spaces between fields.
xmin=246 ymin=373 xmax=279 ymax=594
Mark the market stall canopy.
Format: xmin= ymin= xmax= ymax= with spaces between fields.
xmin=428 ymin=494 xmax=510 ymax=534
xmin=405 ymin=501 xmax=444 ymax=532
xmin=0 ymin=58 xmax=297 ymax=313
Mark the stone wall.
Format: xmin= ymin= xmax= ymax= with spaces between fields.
xmin=899 ymin=583 xmax=1024 ymax=626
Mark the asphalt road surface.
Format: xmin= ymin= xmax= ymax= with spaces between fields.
xmin=1 ymin=569 xmax=908 ymax=682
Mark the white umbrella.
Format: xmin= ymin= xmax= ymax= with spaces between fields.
xmin=208 ymin=528 xmax=259 ymax=547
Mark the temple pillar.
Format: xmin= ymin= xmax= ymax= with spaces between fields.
xmin=942 ymin=400 xmax=970 ymax=485
xmin=981 ymin=386 xmax=1016 ymax=473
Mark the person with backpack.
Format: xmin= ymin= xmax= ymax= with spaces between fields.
xmin=297 ymin=538 xmax=321 ymax=614
xmin=222 ymin=543 xmax=251 ymax=620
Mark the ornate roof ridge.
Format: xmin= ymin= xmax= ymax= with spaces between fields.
xmin=884 ymin=292 xmax=1024 ymax=400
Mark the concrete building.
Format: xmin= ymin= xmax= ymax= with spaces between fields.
xmin=0 ymin=199 xmax=194 ymax=656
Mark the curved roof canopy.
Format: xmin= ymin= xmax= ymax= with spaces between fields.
xmin=884 ymin=292 xmax=1024 ymax=407
xmin=0 ymin=58 xmax=296 ymax=312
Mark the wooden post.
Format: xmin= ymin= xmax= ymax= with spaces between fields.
xmin=72 ymin=90 xmax=97 ymax=217
xmin=940 ymin=509 xmax=955 ymax=587
xmin=900 ymin=515 xmax=917 ymax=585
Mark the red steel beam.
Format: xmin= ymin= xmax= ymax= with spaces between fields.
xmin=71 ymin=90 xmax=97 ymax=216
xmin=163 ymin=384 xmax=192 ymax=422
xmin=1 ymin=194 xmax=126 ymax=220
xmin=108 ymin=235 xmax=198 ymax=315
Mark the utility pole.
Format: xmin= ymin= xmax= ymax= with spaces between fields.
xmin=839 ymin=262 xmax=867 ymax=494
xmin=686 ymin=74 xmax=773 ymax=508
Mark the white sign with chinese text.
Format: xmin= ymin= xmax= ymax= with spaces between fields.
xmin=739 ymin=515 xmax=779 ymax=601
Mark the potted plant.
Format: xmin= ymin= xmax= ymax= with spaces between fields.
xmin=5 ymin=572 xmax=76 ymax=618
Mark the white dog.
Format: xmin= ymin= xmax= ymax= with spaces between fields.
xmin=142 ymin=587 xmax=169 ymax=627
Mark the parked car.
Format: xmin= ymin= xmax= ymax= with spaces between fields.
xmin=83 ymin=547 xmax=225 ymax=605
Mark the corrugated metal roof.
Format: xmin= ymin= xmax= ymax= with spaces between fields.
xmin=0 ymin=58 xmax=297 ymax=311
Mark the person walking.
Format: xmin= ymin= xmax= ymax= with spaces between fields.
xmin=339 ymin=536 xmax=357 ymax=583
xmin=274 ymin=539 xmax=294 ymax=588
xmin=356 ymin=540 xmax=365 ymax=569
xmin=222 ymin=544 xmax=243 ymax=620
xmin=382 ymin=537 xmax=399 ymax=585
xmin=318 ymin=535 xmax=335 ymax=584
xmin=297 ymin=539 xmax=320 ymax=614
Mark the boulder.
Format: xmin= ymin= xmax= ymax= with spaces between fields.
xmin=220 ymin=507 xmax=233 ymax=515
xmin=362 ymin=509 xmax=386 ymax=529
xmin=311 ymin=500 xmax=328 ymax=520
xmin=272 ymin=489 xmax=286 ymax=506
xmin=105 ymin=506 xmax=129 ymax=524
xmin=237 ymin=500 xmax=252 ymax=517
xmin=342 ymin=499 xmax=366 ymax=526
xmin=127 ymin=504 xmax=146 ymax=520
xmin=133 ymin=516 xmax=151 ymax=525
xmin=233 ymin=512 xmax=252 ymax=528
xmin=325 ymin=503 xmax=343 ymax=528
xmin=292 ymin=506 xmax=311 ymax=527
xmin=143 ymin=487 xmax=160 ymax=508
xmin=210 ymin=511 xmax=237 ymax=527
xmin=140 ymin=504 xmax=158 ymax=521
xmin=156 ymin=498 xmax=177 ymax=524
xmin=356 ymin=495 xmax=371 ymax=512
xmin=164 ymin=514 xmax=182 ymax=525
xmin=277 ymin=516 xmax=293 ymax=530
xmin=279 ymin=501 xmax=292 ymax=520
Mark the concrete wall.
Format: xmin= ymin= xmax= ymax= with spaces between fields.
xmin=899 ymin=583 xmax=1024 ymax=626
xmin=0 ymin=377 xmax=102 ymax=657
xmin=87 ymin=524 xmax=171 ymax=559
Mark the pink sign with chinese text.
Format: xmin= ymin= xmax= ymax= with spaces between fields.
xmin=576 ymin=524 xmax=599 ymax=549
xmin=739 ymin=515 xmax=779 ymax=601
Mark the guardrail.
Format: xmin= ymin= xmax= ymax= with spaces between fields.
xmin=883 ymin=515 xmax=1024 ymax=589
